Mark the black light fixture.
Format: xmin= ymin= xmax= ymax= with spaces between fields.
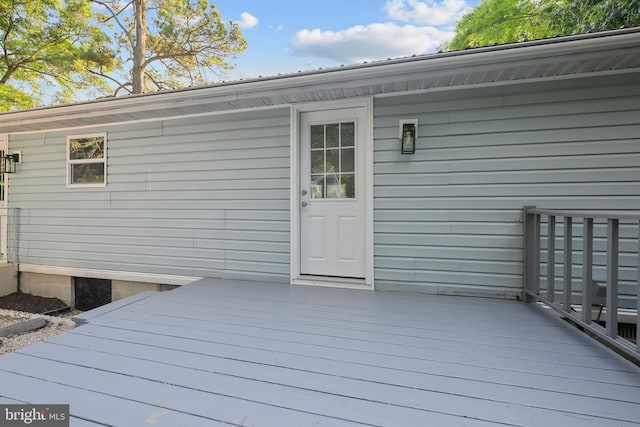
xmin=1 ymin=152 xmax=20 ymax=174
xmin=400 ymin=120 xmax=417 ymax=154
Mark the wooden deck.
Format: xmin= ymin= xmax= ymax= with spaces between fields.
xmin=1 ymin=278 xmax=639 ymax=426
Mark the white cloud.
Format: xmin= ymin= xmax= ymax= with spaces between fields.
xmin=238 ymin=12 xmax=258 ymax=29
xmin=384 ymin=0 xmax=470 ymax=26
xmin=291 ymin=23 xmax=453 ymax=64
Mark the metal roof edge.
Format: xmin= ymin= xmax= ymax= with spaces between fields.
xmin=1 ymin=27 xmax=639 ymax=129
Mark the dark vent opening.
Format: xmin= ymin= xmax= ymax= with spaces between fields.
xmin=74 ymin=277 xmax=112 ymax=311
xmin=596 ymin=321 xmax=637 ymax=344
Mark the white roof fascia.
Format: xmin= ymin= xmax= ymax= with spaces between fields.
xmin=1 ymin=28 xmax=639 ymax=133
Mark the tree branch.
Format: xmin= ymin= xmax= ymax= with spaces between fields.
xmin=90 ymin=0 xmax=135 ymax=50
xmin=85 ymin=67 xmax=128 ymax=95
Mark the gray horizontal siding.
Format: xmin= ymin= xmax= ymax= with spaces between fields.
xmin=373 ymin=77 xmax=640 ymax=298
xmin=8 ymin=108 xmax=291 ymax=282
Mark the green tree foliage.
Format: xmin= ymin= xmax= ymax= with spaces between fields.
xmin=93 ymin=0 xmax=247 ymax=94
xmin=447 ymin=0 xmax=550 ymax=50
xmin=541 ymin=0 xmax=640 ymax=35
xmin=447 ymin=0 xmax=640 ymax=51
xmin=0 ymin=0 xmax=115 ymax=111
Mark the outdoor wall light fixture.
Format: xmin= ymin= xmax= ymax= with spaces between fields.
xmin=1 ymin=152 xmax=21 ymax=174
xmin=399 ymin=119 xmax=418 ymax=154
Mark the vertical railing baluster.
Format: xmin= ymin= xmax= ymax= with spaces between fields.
xmin=606 ymin=219 xmax=619 ymax=338
xmin=523 ymin=208 xmax=540 ymax=302
xmin=547 ymin=215 xmax=556 ymax=302
xmin=533 ymin=213 xmax=540 ymax=298
xmin=582 ymin=218 xmax=593 ymax=323
xmin=563 ymin=216 xmax=573 ymax=311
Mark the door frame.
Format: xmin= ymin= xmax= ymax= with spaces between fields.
xmin=290 ymin=98 xmax=374 ymax=289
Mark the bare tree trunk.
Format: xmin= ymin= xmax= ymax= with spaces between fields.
xmin=132 ymin=0 xmax=146 ymax=93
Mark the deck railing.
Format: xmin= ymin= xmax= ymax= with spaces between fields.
xmin=524 ymin=207 xmax=639 ymax=362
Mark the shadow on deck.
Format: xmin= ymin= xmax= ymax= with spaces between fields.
xmin=1 ymin=277 xmax=639 ymax=426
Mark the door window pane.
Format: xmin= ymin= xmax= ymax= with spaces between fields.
xmin=325 ymin=149 xmax=339 ymax=173
xmin=341 ymin=122 xmax=354 ymax=147
xmin=326 ymin=180 xmax=344 ymax=198
xmin=326 ymin=124 xmax=340 ymax=148
xmin=311 ymin=150 xmax=324 ymax=174
xmin=342 ymin=174 xmax=355 ymax=198
xmin=311 ymin=125 xmax=324 ymax=149
xmin=311 ymin=175 xmax=324 ymax=198
xmin=341 ymin=148 xmax=354 ymax=173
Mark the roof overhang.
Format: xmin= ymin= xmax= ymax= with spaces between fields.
xmin=1 ymin=27 xmax=640 ymax=133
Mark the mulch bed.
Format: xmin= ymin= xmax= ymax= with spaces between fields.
xmin=0 ymin=292 xmax=68 ymax=314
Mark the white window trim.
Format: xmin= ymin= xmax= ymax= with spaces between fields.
xmin=66 ymin=132 xmax=107 ymax=188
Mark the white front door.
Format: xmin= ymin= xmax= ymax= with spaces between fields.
xmin=299 ymin=107 xmax=366 ymax=279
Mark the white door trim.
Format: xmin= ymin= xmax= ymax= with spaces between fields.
xmin=289 ymin=98 xmax=374 ymax=289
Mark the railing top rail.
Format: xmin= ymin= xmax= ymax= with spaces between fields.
xmin=526 ymin=208 xmax=640 ymax=221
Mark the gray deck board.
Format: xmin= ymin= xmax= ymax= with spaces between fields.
xmin=1 ymin=278 xmax=639 ymax=426
xmin=43 ymin=331 xmax=640 ymax=403
xmin=105 ymin=306 xmax=610 ymax=360
xmin=79 ymin=314 xmax=638 ymax=385
xmin=0 ymin=370 xmax=226 ymax=427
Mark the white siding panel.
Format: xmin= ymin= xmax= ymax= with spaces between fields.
xmin=373 ymin=78 xmax=640 ymax=298
xmin=8 ymin=108 xmax=291 ymax=282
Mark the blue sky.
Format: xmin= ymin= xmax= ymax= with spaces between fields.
xmin=211 ymin=0 xmax=481 ymax=82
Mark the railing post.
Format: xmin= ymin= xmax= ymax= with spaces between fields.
xmin=12 ymin=207 xmax=20 ymax=292
xmin=563 ymin=216 xmax=573 ymax=311
xmin=606 ymin=219 xmax=619 ymax=338
xmin=582 ymin=218 xmax=593 ymax=323
xmin=547 ymin=215 xmax=555 ymax=302
xmin=523 ymin=206 xmax=539 ymax=303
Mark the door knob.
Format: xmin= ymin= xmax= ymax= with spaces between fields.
xmin=301 ymin=189 xmax=307 ymax=195
xmin=301 ymin=201 xmax=308 ymax=207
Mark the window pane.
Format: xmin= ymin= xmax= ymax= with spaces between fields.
xmin=326 ymin=173 xmax=342 ymax=199
xmin=341 ymin=147 xmax=354 ymax=173
xmin=311 ymin=150 xmax=324 ymax=173
xmin=326 ymin=148 xmax=339 ymax=174
xmin=69 ymin=136 xmax=104 ymax=160
xmin=72 ymin=163 xmax=104 ymax=184
xmin=311 ymin=125 xmax=324 ymax=149
xmin=342 ymin=174 xmax=355 ymax=198
xmin=326 ymin=124 xmax=339 ymax=148
xmin=341 ymin=122 xmax=354 ymax=147
xmin=311 ymin=175 xmax=324 ymax=198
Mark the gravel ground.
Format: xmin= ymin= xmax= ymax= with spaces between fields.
xmin=0 ymin=309 xmax=76 ymax=356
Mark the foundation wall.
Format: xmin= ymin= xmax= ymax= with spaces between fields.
xmin=18 ymin=272 xmax=167 ymax=308
xmin=0 ymin=263 xmax=17 ymax=296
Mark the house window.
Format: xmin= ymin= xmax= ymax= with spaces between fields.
xmin=67 ymin=133 xmax=107 ymax=187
